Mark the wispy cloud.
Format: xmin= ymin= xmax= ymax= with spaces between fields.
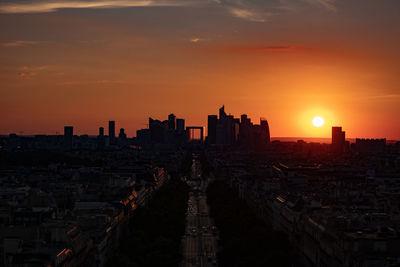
xmin=21 ymin=65 xmax=49 ymax=70
xmin=227 ymin=7 xmax=269 ymax=22
xmin=18 ymin=65 xmax=50 ymax=78
xmin=204 ymin=45 xmax=300 ymax=53
xmin=0 ymin=0 xmax=196 ymax=14
xmin=0 ymin=0 xmax=339 ymax=22
xmin=190 ymin=37 xmax=202 ymax=43
xmin=220 ymin=0 xmax=337 ymax=23
xmin=18 ymin=72 xmax=37 ymax=78
xmin=2 ymin=40 xmax=44 ymax=47
xmin=61 ymin=79 xmax=127 ymax=85
xmin=367 ymin=94 xmax=400 ymax=99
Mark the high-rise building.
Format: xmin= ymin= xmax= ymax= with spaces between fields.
xmin=97 ymin=126 xmax=105 ymax=148
xmin=332 ymin=126 xmax=345 ymax=152
xmin=168 ymin=113 xmax=176 ymax=130
xmin=260 ymin=119 xmax=271 ymax=143
xmin=208 ymin=115 xmax=218 ymax=144
xmin=109 ymin=121 xmax=115 ymax=143
xmin=240 ymin=114 xmax=248 ymax=125
xmin=210 ymin=106 xmax=271 ymax=147
xmin=149 ymin=118 xmax=167 ymax=143
xmin=119 ymin=128 xmax=126 ymax=139
xmin=219 ymin=105 xmax=226 ymax=119
xmin=64 ymin=126 xmax=73 ymax=149
xmin=176 ymin=119 xmax=185 ymax=134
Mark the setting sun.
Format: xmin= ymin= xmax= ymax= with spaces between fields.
xmin=312 ymin=116 xmax=325 ymax=127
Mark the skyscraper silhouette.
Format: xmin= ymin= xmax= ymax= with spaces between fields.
xmin=208 ymin=115 xmax=218 ymax=144
xmin=332 ymin=126 xmax=345 ymax=153
xmin=168 ymin=114 xmax=176 ymax=130
xmin=260 ymin=119 xmax=270 ymax=143
xmin=109 ymin=121 xmax=115 ymax=144
xmin=176 ymin=119 xmax=185 ymax=134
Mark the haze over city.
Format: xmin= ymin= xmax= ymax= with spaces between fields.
xmin=1 ymin=0 xmax=399 ymax=139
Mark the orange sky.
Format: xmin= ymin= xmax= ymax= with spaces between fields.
xmin=0 ymin=0 xmax=399 ymax=139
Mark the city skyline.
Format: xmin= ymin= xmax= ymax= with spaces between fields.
xmin=1 ymin=2 xmax=399 ymax=266
xmin=1 ymin=1 xmax=399 ymax=139
xmin=0 ymin=110 xmax=398 ymax=140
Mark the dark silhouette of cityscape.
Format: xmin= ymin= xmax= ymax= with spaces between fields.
xmin=0 ymin=105 xmax=399 ymax=267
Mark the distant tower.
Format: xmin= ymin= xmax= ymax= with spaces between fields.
xmin=168 ymin=113 xmax=176 ymax=130
xmin=64 ymin=126 xmax=73 ymax=149
xmin=176 ymin=119 xmax=185 ymax=134
xmin=241 ymin=114 xmax=248 ymax=125
xmin=98 ymin=126 xmax=105 ymax=149
xmin=219 ymin=105 xmax=226 ymax=119
xmin=207 ymin=115 xmax=218 ymax=144
xmin=260 ymin=119 xmax=270 ymax=143
xmin=332 ymin=126 xmax=345 ymax=152
xmin=109 ymin=121 xmax=115 ymax=143
xmin=119 ymin=128 xmax=126 ymax=139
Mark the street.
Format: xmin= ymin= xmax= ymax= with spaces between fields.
xmin=181 ymin=155 xmax=219 ymax=267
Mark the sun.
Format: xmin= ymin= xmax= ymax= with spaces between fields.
xmin=312 ymin=116 xmax=325 ymax=127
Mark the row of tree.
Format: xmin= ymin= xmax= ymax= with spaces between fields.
xmin=207 ymin=181 xmax=294 ymax=267
xmin=106 ymin=176 xmax=189 ymax=267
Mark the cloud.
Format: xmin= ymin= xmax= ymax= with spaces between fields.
xmin=204 ymin=45 xmax=299 ymax=53
xmin=256 ymin=45 xmax=297 ymax=51
xmin=0 ymin=0 xmax=197 ymax=14
xmin=61 ymin=79 xmax=127 ymax=85
xmin=18 ymin=72 xmax=37 ymax=78
xmin=20 ymin=65 xmax=49 ymax=70
xmin=0 ymin=0 xmax=338 ymax=22
xmin=17 ymin=65 xmax=50 ymax=78
xmin=368 ymin=94 xmax=400 ymax=99
xmin=227 ymin=7 xmax=268 ymax=22
xmin=2 ymin=40 xmax=43 ymax=47
xmin=190 ymin=37 xmax=202 ymax=43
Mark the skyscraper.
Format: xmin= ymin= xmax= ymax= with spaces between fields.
xmin=109 ymin=121 xmax=115 ymax=143
xmin=260 ymin=119 xmax=270 ymax=143
xmin=219 ymin=105 xmax=226 ymax=119
xmin=98 ymin=126 xmax=105 ymax=148
xmin=119 ymin=128 xmax=126 ymax=139
xmin=241 ymin=114 xmax=249 ymax=125
xmin=64 ymin=126 xmax=73 ymax=149
xmin=176 ymin=119 xmax=185 ymax=134
xmin=168 ymin=113 xmax=176 ymax=130
xmin=208 ymin=115 xmax=218 ymax=144
xmin=332 ymin=126 xmax=345 ymax=153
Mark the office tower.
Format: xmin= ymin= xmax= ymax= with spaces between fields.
xmin=149 ymin=118 xmax=167 ymax=143
xmin=64 ymin=126 xmax=73 ymax=149
xmin=168 ymin=113 xmax=176 ymax=130
xmin=260 ymin=119 xmax=271 ymax=143
xmin=119 ymin=128 xmax=127 ymax=139
xmin=118 ymin=128 xmax=126 ymax=139
xmin=241 ymin=114 xmax=248 ymax=125
xmin=219 ymin=105 xmax=226 ymax=119
xmin=109 ymin=121 xmax=115 ymax=143
xmin=332 ymin=126 xmax=345 ymax=153
xmin=97 ymin=126 xmax=105 ymax=149
xmin=176 ymin=119 xmax=185 ymax=134
xmin=208 ymin=115 xmax=218 ymax=144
